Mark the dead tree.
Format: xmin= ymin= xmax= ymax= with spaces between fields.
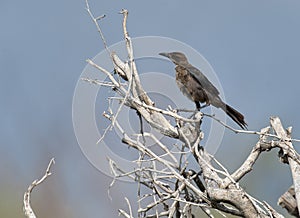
xmin=83 ymin=2 xmax=300 ymax=217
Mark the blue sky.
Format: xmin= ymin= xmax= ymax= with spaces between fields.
xmin=1 ymin=1 xmax=300 ymax=217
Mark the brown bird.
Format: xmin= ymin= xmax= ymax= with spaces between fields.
xmin=159 ymin=52 xmax=247 ymax=129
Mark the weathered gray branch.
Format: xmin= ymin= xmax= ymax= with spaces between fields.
xmin=270 ymin=117 xmax=300 ymax=216
xmin=23 ymin=158 xmax=55 ymax=218
xmin=278 ymin=186 xmax=299 ymax=217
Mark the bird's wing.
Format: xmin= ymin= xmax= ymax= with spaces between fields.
xmin=186 ymin=65 xmax=220 ymax=96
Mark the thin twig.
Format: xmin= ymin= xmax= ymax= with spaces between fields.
xmin=86 ymin=59 xmax=120 ymax=89
xmin=204 ymin=113 xmax=300 ymax=143
xmin=85 ymin=0 xmax=110 ymax=54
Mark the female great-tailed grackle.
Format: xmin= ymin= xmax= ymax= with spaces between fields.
xmin=159 ymin=52 xmax=247 ymax=129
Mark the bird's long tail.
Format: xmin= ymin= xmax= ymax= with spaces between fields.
xmin=224 ymin=104 xmax=247 ymax=129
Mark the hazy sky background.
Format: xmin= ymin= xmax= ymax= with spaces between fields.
xmin=1 ymin=1 xmax=300 ymax=217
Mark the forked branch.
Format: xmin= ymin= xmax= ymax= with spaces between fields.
xmin=84 ymin=3 xmax=300 ymax=217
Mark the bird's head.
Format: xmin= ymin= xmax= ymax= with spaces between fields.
xmin=159 ymin=52 xmax=189 ymax=65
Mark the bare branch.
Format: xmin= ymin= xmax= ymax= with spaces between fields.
xmin=278 ymin=186 xmax=299 ymax=217
xmin=119 ymin=9 xmax=153 ymax=106
xmin=85 ymin=0 xmax=110 ymax=53
xmin=263 ymin=201 xmax=285 ymax=218
xmin=270 ymin=117 xmax=300 ymax=215
xmin=83 ymin=6 xmax=296 ymax=218
xmin=205 ymin=113 xmax=300 ymax=143
xmin=86 ymin=59 xmax=120 ymax=89
xmin=222 ymin=126 xmax=271 ymax=188
xmin=23 ymin=158 xmax=55 ymax=218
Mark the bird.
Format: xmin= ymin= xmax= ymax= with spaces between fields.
xmin=159 ymin=52 xmax=247 ymax=129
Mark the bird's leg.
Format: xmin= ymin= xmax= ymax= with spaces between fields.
xmin=189 ymin=102 xmax=208 ymax=119
xmin=188 ymin=102 xmax=200 ymax=119
xmin=195 ymin=102 xmax=201 ymax=111
xmin=136 ymin=110 xmax=146 ymax=144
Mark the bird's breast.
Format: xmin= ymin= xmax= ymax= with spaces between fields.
xmin=175 ymin=66 xmax=208 ymax=104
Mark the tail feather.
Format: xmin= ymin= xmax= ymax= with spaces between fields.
xmin=225 ymin=104 xmax=247 ymax=129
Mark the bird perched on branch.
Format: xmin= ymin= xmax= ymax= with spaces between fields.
xmin=159 ymin=52 xmax=247 ymax=129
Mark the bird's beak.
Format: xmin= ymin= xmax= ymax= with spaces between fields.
xmin=159 ymin=52 xmax=170 ymax=58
